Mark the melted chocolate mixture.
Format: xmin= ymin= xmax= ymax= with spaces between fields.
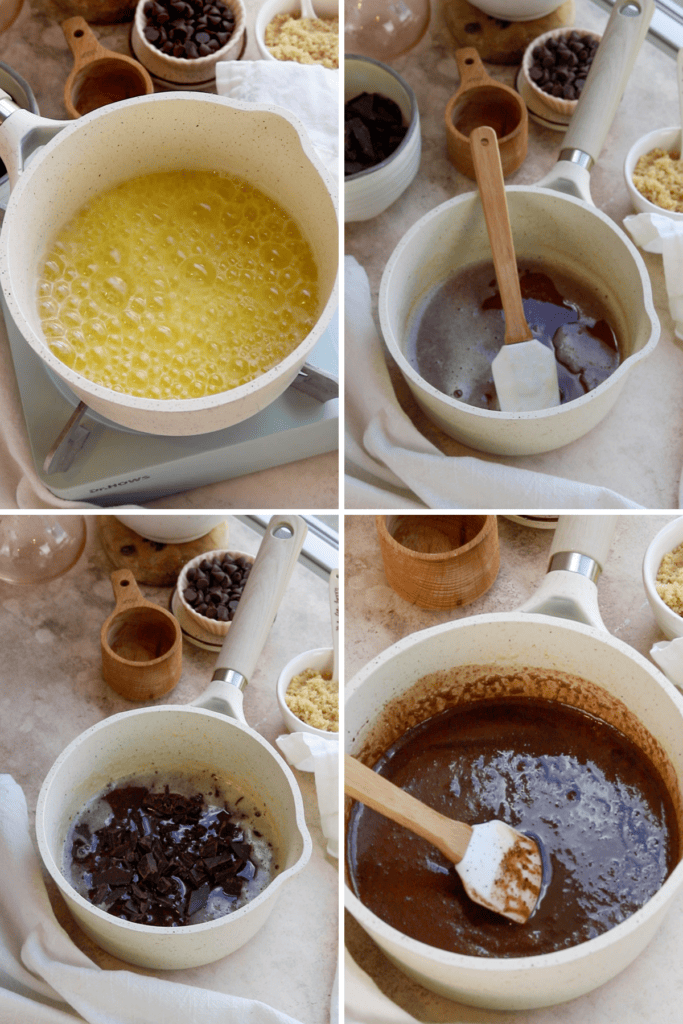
xmin=347 ymin=698 xmax=679 ymax=958
xmin=407 ymin=261 xmax=620 ymax=410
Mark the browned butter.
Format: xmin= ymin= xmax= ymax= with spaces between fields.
xmin=407 ymin=261 xmax=620 ymax=410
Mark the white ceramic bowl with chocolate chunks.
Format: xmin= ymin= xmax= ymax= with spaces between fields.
xmin=345 ymin=54 xmax=421 ymax=222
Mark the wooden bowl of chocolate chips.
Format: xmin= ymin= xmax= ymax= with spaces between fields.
xmin=131 ymin=0 xmax=246 ymax=87
xmin=520 ymin=27 xmax=600 ymax=130
xmin=175 ymin=548 xmax=255 ymax=640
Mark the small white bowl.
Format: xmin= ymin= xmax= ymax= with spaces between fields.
xmin=254 ymin=0 xmax=339 ymax=66
xmin=473 ymin=1 xmax=563 ymax=19
xmin=175 ymin=547 xmax=254 ymax=638
xmin=624 ymin=126 xmax=683 ymax=221
xmin=345 ymin=54 xmax=421 ymax=223
xmin=643 ymin=517 xmax=683 ymax=640
xmin=276 ymin=646 xmax=338 ymax=737
xmin=114 ymin=514 xmax=227 ymax=544
xmin=131 ymin=0 xmax=246 ymax=87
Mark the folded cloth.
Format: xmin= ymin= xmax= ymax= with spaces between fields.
xmin=215 ymin=61 xmax=339 ymax=182
xmin=622 ymin=213 xmax=683 ymax=507
xmin=344 ymin=951 xmax=418 ymax=1024
xmin=624 ymin=213 xmax=683 ymax=341
xmin=344 ymin=256 xmax=644 ymax=510
xmin=0 ymin=775 xmax=305 ymax=1024
xmin=276 ymin=733 xmax=339 ymax=859
xmin=650 ymin=637 xmax=683 ymax=689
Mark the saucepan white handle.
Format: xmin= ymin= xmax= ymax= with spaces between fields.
xmin=561 ymin=0 xmax=654 ymax=166
xmin=519 ymin=515 xmax=619 ymax=630
xmin=192 ymin=514 xmax=308 ymax=721
xmin=0 ymin=89 xmax=69 ymax=191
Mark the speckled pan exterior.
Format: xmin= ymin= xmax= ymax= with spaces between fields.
xmin=0 ymin=92 xmax=338 ymax=435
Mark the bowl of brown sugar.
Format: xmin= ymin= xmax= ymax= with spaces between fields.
xmin=625 ymin=127 xmax=683 ymax=221
xmin=254 ymin=0 xmax=339 ymax=69
xmin=277 ymin=646 xmax=338 ymax=737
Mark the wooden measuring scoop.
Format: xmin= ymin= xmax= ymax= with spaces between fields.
xmin=445 ymin=47 xmax=527 ymax=179
xmin=62 ymin=17 xmax=154 ymax=119
xmin=101 ymin=569 xmax=182 ymax=701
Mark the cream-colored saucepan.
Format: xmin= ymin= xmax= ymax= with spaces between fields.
xmin=37 ymin=514 xmax=313 ymax=970
xmin=345 ymin=515 xmax=683 ymax=1009
xmin=379 ymin=0 xmax=658 ymax=456
xmin=0 ymin=90 xmax=338 ymax=435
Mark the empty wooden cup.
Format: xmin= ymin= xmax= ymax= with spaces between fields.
xmin=62 ymin=16 xmax=154 ymax=119
xmin=445 ymin=47 xmax=527 ymax=178
xmin=375 ymin=515 xmax=500 ymax=609
xmin=101 ymin=569 xmax=182 ymax=700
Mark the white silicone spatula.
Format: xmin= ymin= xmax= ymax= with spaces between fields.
xmin=470 ymin=125 xmax=561 ymax=412
xmin=345 ymin=754 xmax=543 ymax=924
xmin=300 ymin=0 xmax=317 ymax=17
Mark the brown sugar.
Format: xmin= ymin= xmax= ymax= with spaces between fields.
xmin=633 ymin=148 xmax=683 ymax=213
xmin=264 ymin=14 xmax=339 ymax=70
xmin=286 ymin=667 xmax=338 ymax=732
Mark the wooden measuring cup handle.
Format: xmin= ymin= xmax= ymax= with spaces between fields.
xmin=62 ymin=16 xmax=110 ymax=67
xmin=108 ymin=568 xmax=150 ymax=615
xmin=454 ymin=47 xmax=490 ymax=91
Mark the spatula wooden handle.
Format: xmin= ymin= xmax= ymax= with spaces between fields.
xmin=470 ymin=125 xmax=531 ymax=347
xmin=344 ymin=754 xmax=472 ymax=863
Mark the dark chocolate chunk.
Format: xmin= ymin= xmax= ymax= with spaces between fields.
xmin=344 ymin=92 xmax=408 ymax=177
xmin=181 ymin=553 xmax=252 ymax=621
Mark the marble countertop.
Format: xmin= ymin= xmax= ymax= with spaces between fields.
xmin=345 ymin=0 xmax=683 ymax=509
xmin=0 ymin=514 xmax=338 ymax=1024
xmin=0 ymin=0 xmax=338 ymax=511
xmin=344 ymin=512 xmax=683 ymax=1022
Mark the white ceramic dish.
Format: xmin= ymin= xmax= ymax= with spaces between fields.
xmin=131 ymin=0 xmax=246 ymax=86
xmin=345 ymin=516 xmax=683 ymax=1009
xmin=176 ymin=548 xmax=254 ymax=639
xmin=277 ymin=646 xmax=337 ymax=737
xmin=345 ymin=54 xmax=421 ymax=223
xmin=472 ymin=0 xmax=563 ymax=20
xmin=0 ymin=91 xmax=338 ymax=437
xmin=624 ymin=126 xmax=683 ymax=221
xmin=114 ymin=514 xmax=227 ymax=544
xmin=254 ymin=0 xmax=339 ymax=64
xmin=643 ymin=516 xmax=683 ymax=640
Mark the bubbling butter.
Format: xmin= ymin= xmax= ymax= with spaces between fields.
xmin=37 ymin=169 xmax=319 ymax=400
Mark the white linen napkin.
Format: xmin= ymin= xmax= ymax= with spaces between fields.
xmin=0 ymin=775 xmax=305 ymax=1024
xmin=215 ymin=61 xmax=339 ymax=183
xmin=344 ymin=256 xmax=644 ymax=510
xmin=624 ymin=213 xmax=683 ymax=340
xmin=650 ymin=637 xmax=683 ymax=688
xmin=275 ymin=733 xmax=339 ymax=859
xmin=622 ymin=213 xmax=683 ymax=506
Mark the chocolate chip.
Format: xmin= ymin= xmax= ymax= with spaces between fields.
xmin=527 ymin=32 xmax=598 ymax=103
xmin=142 ymin=0 xmax=235 ymax=59
xmin=181 ymin=554 xmax=252 ymax=621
